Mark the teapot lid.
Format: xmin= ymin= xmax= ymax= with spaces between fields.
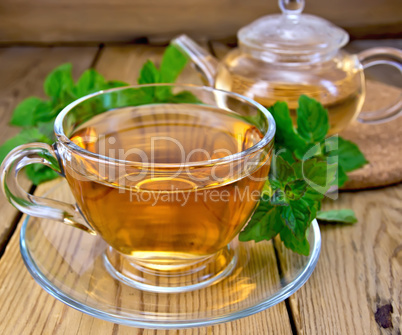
xmin=238 ymin=0 xmax=349 ymax=62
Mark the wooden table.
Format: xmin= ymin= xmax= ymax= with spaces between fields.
xmin=0 ymin=42 xmax=401 ymax=335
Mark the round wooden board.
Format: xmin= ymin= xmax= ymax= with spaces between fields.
xmin=341 ymin=80 xmax=402 ymax=190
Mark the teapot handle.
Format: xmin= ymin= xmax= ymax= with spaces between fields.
xmin=357 ymin=47 xmax=402 ymax=123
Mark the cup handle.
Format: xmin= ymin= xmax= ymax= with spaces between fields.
xmin=357 ymin=47 xmax=402 ymax=123
xmin=1 ymin=142 xmax=96 ymax=235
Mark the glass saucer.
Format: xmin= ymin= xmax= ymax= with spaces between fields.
xmin=20 ymin=180 xmax=321 ymax=329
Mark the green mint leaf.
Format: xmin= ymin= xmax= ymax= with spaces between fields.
xmin=279 ymin=225 xmax=310 ymax=256
xmin=280 ymin=200 xmax=311 ymax=240
xmin=261 ymin=181 xmax=272 ymax=199
xmin=34 ymin=121 xmax=56 ymax=145
xmin=31 ymin=101 xmax=55 ymax=124
xmin=91 ymin=88 xmax=151 ymax=115
xmin=296 ymin=95 xmax=329 ymax=143
xmin=105 ymin=80 xmax=129 ymax=89
xmin=25 ymin=164 xmax=59 ymax=185
xmin=74 ymin=69 xmax=106 ymax=97
xmin=0 ymin=135 xmax=30 ymax=165
xmin=295 ymin=158 xmax=337 ymax=192
xmin=271 ymin=188 xmax=288 ymax=206
xmin=138 ymin=60 xmax=160 ymax=99
xmin=44 ymin=63 xmax=74 ymax=100
xmin=295 ymin=141 xmax=323 ymax=161
xmin=10 ymin=97 xmax=43 ymax=127
xmin=113 ymin=87 xmax=155 ymax=107
xmin=168 ymin=91 xmax=201 ymax=103
xmin=138 ymin=60 xmax=160 ymax=85
xmin=269 ymin=102 xmax=308 ymax=154
xmin=269 ymin=102 xmax=293 ymax=136
xmin=239 ymin=202 xmax=283 ymax=242
xmin=155 ymin=86 xmax=173 ymax=102
xmin=160 ymin=45 xmax=188 ymax=83
xmin=237 ymin=112 xmax=267 ymax=131
xmin=269 ymin=179 xmax=282 ymax=192
xmin=285 ymin=180 xmax=307 ymax=200
xmin=270 ymin=155 xmax=295 ymax=185
xmin=292 ymin=159 xmax=328 ymax=223
xmin=0 ymin=128 xmax=53 ymax=164
xmin=299 ymin=189 xmax=322 ymax=226
xmin=337 ymin=165 xmax=349 ymax=187
xmin=276 ymin=147 xmax=296 ymax=164
xmin=136 ymin=46 xmax=189 ymax=102
xmin=317 ymin=209 xmax=357 ymax=224
xmin=74 ymin=69 xmax=128 ymax=97
xmin=337 ymin=136 xmax=368 ymax=172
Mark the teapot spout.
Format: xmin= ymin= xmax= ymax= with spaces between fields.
xmin=171 ymin=35 xmax=219 ymax=86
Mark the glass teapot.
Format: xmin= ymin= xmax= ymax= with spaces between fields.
xmin=172 ymin=0 xmax=402 ymax=135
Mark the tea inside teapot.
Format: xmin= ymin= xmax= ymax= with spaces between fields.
xmin=214 ymin=50 xmax=365 ymax=135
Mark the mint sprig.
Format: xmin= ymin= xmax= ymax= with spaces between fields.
xmin=268 ymin=98 xmax=367 ymax=187
xmin=239 ymin=95 xmax=368 ymax=255
xmin=0 ymin=45 xmax=193 ymax=184
xmin=240 ymin=156 xmax=337 ymax=255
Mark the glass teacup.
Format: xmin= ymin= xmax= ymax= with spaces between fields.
xmin=1 ymin=84 xmax=275 ymax=292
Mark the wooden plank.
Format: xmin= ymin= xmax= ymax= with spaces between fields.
xmin=276 ymin=184 xmax=402 ymax=334
xmin=0 ymin=0 xmax=401 ymax=43
xmin=0 ymin=47 xmax=98 ymax=252
xmin=0 ymin=45 xmax=293 ymax=334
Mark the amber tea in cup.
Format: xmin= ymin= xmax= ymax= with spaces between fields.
xmin=68 ymin=104 xmax=270 ymax=259
xmin=1 ymin=85 xmax=275 ymax=292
